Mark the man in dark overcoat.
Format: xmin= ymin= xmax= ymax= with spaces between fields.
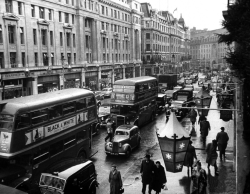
xmin=216 ymin=127 xmax=229 ymax=161
xmin=200 ymin=117 xmax=211 ymax=146
xmin=140 ymin=154 xmax=155 ymax=194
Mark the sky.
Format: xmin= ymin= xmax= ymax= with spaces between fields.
xmin=138 ymin=0 xmax=227 ymax=30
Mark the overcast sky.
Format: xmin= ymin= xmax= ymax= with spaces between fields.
xmin=138 ymin=0 xmax=227 ymax=30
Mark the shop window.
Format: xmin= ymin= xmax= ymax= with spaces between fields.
xmin=63 ymin=102 xmax=75 ymax=115
xmin=8 ymin=25 xmax=15 ymax=44
xmin=50 ymin=141 xmax=63 ymax=157
xmin=49 ymin=105 xmax=62 ymax=119
xmin=31 ymin=109 xmax=48 ymax=125
xmin=15 ymin=113 xmax=30 ymax=130
xmin=0 ymin=53 xmax=4 ymax=68
xmin=76 ymin=98 xmax=87 ymax=111
xmin=33 ymin=147 xmax=49 ymax=165
xmin=5 ymin=0 xmax=13 ymax=13
xmin=20 ymin=27 xmax=24 ymax=44
xmin=39 ymin=7 xmax=45 ymax=19
xmin=64 ymin=135 xmax=76 ymax=150
xmin=18 ymin=2 xmax=22 ymax=15
xmin=41 ymin=29 xmax=47 ymax=45
xmin=87 ymin=96 xmax=95 ymax=107
xmin=0 ymin=25 xmax=3 ymax=44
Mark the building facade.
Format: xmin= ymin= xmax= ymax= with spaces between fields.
xmin=0 ymin=0 xmax=142 ymax=100
xmin=190 ymin=27 xmax=229 ymax=71
xmin=140 ymin=3 xmax=191 ymax=75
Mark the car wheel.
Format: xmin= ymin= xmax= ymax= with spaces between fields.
xmin=125 ymin=149 xmax=131 ymax=157
xmin=77 ymin=151 xmax=87 ymax=161
xmin=89 ymin=185 xmax=96 ymax=194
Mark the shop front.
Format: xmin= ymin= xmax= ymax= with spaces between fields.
xmin=125 ymin=66 xmax=133 ymax=79
xmin=85 ymin=71 xmax=98 ymax=91
xmin=135 ymin=65 xmax=140 ymax=77
xmin=114 ymin=65 xmax=123 ymax=81
xmin=100 ymin=67 xmax=112 ymax=90
xmin=38 ymin=75 xmax=60 ymax=94
xmin=64 ymin=73 xmax=81 ymax=89
xmin=1 ymin=72 xmax=34 ymax=100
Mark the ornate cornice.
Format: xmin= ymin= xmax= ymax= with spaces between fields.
xmin=37 ymin=19 xmax=50 ymax=25
xmin=2 ymin=13 xmax=20 ymax=21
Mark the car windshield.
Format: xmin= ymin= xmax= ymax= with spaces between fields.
xmin=39 ymin=174 xmax=65 ymax=190
xmin=0 ymin=114 xmax=14 ymax=131
xmin=115 ymin=131 xmax=129 ymax=136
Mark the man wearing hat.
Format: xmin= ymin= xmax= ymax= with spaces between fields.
xmin=216 ymin=127 xmax=229 ymax=161
xmin=140 ymin=154 xmax=154 ymax=194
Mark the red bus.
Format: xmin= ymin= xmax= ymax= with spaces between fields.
xmin=110 ymin=76 xmax=158 ymax=127
xmin=0 ymin=89 xmax=98 ymax=192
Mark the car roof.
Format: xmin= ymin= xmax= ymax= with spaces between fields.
xmin=157 ymin=94 xmax=166 ymax=97
xmin=117 ymin=125 xmax=136 ymax=130
xmin=58 ymin=161 xmax=92 ymax=180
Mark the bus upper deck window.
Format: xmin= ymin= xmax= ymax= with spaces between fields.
xmin=76 ymin=99 xmax=86 ymax=111
xmin=32 ymin=109 xmax=48 ymax=125
xmin=49 ymin=105 xmax=62 ymax=120
xmin=87 ymin=96 xmax=95 ymax=106
xmin=15 ymin=113 xmax=30 ymax=129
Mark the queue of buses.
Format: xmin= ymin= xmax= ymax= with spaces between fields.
xmin=0 ymin=76 xmax=159 ymax=193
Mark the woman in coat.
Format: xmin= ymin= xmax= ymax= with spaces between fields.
xmin=109 ymin=165 xmax=123 ymax=194
xmin=190 ymin=160 xmax=208 ymax=194
xmin=152 ymin=161 xmax=167 ymax=194
xmin=184 ymin=140 xmax=197 ymax=176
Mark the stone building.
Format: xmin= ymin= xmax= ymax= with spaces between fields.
xmin=140 ymin=3 xmax=190 ymax=75
xmin=190 ymin=27 xmax=229 ymax=71
xmin=0 ymin=0 xmax=142 ymax=100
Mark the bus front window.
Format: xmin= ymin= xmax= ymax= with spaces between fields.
xmin=0 ymin=114 xmax=14 ymax=131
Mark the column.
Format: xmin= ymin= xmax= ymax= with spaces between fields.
xmin=133 ymin=66 xmax=135 ymax=78
xmin=81 ymin=68 xmax=86 ymax=87
xmin=76 ymin=15 xmax=85 ymax=64
xmin=92 ymin=19 xmax=98 ymax=63
xmin=59 ymin=74 xmax=64 ymax=90
xmin=122 ymin=65 xmax=126 ymax=79
xmin=111 ymin=67 xmax=115 ymax=87
xmin=31 ymin=77 xmax=38 ymax=95
xmin=98 ymin=66 xmax=101 ymax=90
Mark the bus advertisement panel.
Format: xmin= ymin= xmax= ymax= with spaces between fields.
xmin=110 ymin=76 xmax=158 ymax=127
xmin=0 ymin=88 xmax=98 ymax=192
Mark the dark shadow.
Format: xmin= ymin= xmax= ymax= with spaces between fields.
xmin=179 ymin=176 xmax=191 ymax=194
xmin=207 ymin=165 xmax=227 ymax=193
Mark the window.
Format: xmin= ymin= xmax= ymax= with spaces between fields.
xmin=62 ymin=102 xmax=75 ymax=115
xmin=66 ymin=33 xmax=71 ymax=47
xmin=39 ymin=7 xmax=45 ymax=19
xmin=31 ymin=109 xmax=48 ymax=125
xmin=65 ymin=13 xmax=69 ymax=23
xmin=20 ymin=27 xmax=24 ymax=44
xmin=73 ymin=34 xmax=76 ymax=47
xmin=5 ymin=0 xmax=12 ymax=13
xmin=106 ymin=7 xmax=108 ymax=16
xmin=41 ymin=29 xmax=47 ymax=45
xmin=21 ymin=52 xmax=25 ymax=67
xmin=60 ymin=32 xmax=63 ymax=46
xmin=0 ymin=25 xmax=2 ymax=44
xmin=74 ymin=53 xmax=76 ymax=64
xmin=31 ymin=5 xmax=35 ymax=17
xmin=8 ymin=25 xmax=15 ymax=44
xmin=72 ymin=14 xmax=75 ymax=24
xmin=87 ymin=96 xmax=95 ymax=106
xmin=66 ymin=0 xmax=69 ymax=4
xmin=50 ymin=31 xmax=53 ymax=46
xmin=102 ymin=37 xmax=105 ymax=49
xmin=51 ymin=53 xmax=54 ymax=65
xmin=18 ymin=2 xmax=22 ymax=15
xmin=0 ymin=53 xmax=4 ymax=68
xmin=76 ymin=99 xmax=87 ymax=110
xmin=33 ymin=29 xmax=37 ymax=45
xmin=48 ymin=9 xmax=52 ymax=20
xmin=101 ymin=5 xmax=104 ymax=14
xmin=146 ymin=33 xmax=150 ymax=39
xmin=72 ymin=0 xmax=74 ymax=6
xmin=67 ymin=53 xmax=71 ymax=65
xmin=59 ymin=11 xmax=62 ymax=22
xmin=49 ymin=105 xmax=62 ymax=119
xmin=101 ymin=22 xmax=104 ymax=30
xmin=15 ymin=113 xmax=30 ymax=129
xmin=34 ymin=52 xmax=38 ymax=66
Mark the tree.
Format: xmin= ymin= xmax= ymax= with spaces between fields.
xmin=218 ymin=0 xmax=250 ymax=80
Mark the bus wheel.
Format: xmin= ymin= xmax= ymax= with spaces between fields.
xmin=89 ymin=185 xmax=96 ymax=194
xmin=77 ymin=151 xmax=87 ymax=161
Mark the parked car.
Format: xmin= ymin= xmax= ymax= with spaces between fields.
xmin=98 ymin=103 xmax=111 ymax=129
xmin=105 ymin=125 xmax=141 ymax=157
xmin=101 ymin=88 xmax=113 ymax=98
xmin=39 ymin=160 xmax=98 ymax=194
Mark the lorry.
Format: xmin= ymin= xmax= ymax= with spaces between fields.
xmin=152 ymin=74 xmax=178 ymax=92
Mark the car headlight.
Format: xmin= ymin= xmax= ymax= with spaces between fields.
xmin=109 ymin=143 xmax=112 ymax=148
xmin=119 ymin=143 xmax=122 ymax=148
xmin=101 ymin=117 xmax=104 ymax=121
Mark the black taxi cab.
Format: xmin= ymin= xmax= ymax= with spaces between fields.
xmin=105 ymin=125 xmax=141 ymax=157
xmin=156 ymin=93 xmax=168 ymax=114
xmin=39 ymin=161 xmax=98 ymax=194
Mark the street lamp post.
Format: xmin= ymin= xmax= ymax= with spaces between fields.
xmin=61 ymin=55 xmax=66 ymax=90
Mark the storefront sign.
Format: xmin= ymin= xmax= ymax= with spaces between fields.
xmin=2 ymin=72 xmax=35 ymax=80
xmin=86 ymin=72 xmax=98 ymax=77
xmin=0 ymin=132 xmax=12 ymax=153
xmin=87 ymin=67 xmax=98 ymax=71
xmin=101 ymin=65 xmax=112 ymax=70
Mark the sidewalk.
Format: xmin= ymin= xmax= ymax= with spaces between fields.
xmin=122 ymin=93 xmax=237 ymax=194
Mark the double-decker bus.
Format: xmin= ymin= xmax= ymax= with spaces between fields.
xmin=0 ymin=88 xmax=98 ymax=192
xmin=110 ymin=76 xmax=158 ymax=127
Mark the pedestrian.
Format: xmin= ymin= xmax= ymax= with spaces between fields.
xmin=216 ymin=127 xmax=229 ymax=161
xmin=140 ymin=154 xmax=155 ymax=194
xmin=105 ymin=119 xmax=113 ymax=142
xmin=184 ymin=140 xmax=197 ymax=176
xmin=200 ymin=117 xmax=211 ymax=146
xmin=189 ymin=108 xmax=198 ymax=128
xmin=198 ymin=114 xmax=206 ymax=125
xmin=109 ymin=165 xmax=123 ymax=194
xmin=152 ymin=161 xmax=167 ymax=194
xmin=190 ymin=160 xmax=208 ymax=194
xmin=206 ymin=139 xmax=219 ymax=175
